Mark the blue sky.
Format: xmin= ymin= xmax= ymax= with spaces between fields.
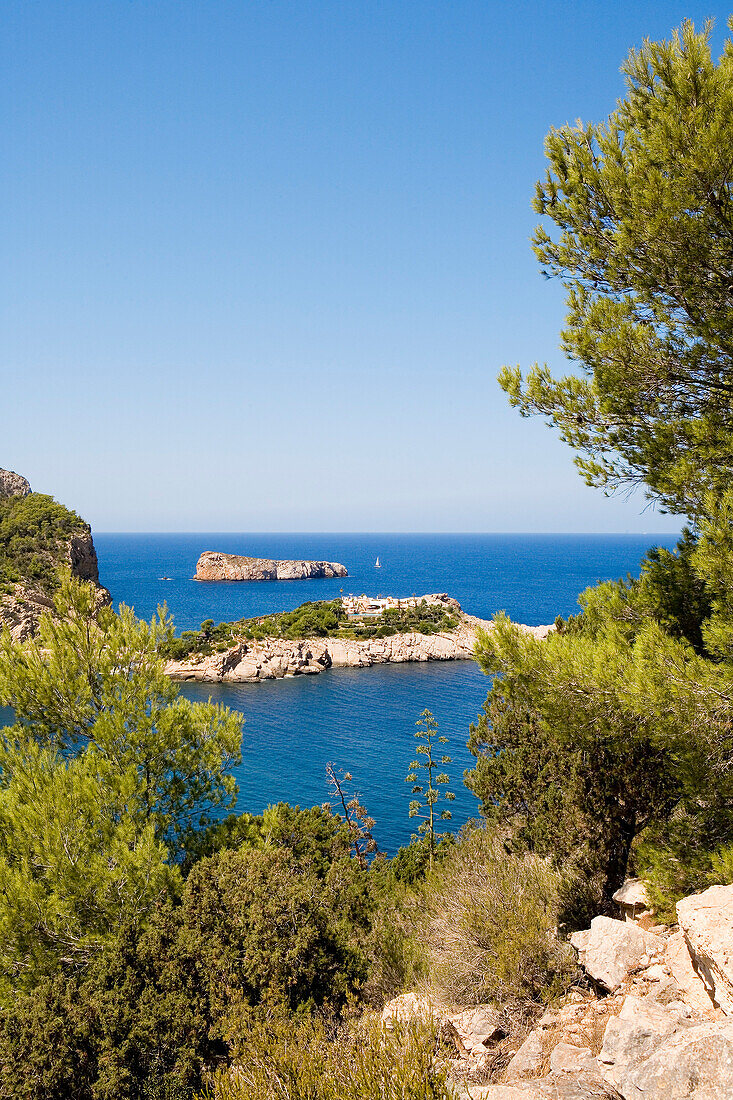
xmin=2 ymin=1 xmax=727 ymax=532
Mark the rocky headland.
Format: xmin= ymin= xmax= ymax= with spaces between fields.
xmin=165 ymin=594 xmax=552 ymax=682
xmin=0 ymin=468 xmax=111 ymax=640
xmin=195 ymin=551 xmax=348 ymax=582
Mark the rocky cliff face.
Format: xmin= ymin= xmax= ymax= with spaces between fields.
xmin=0 ymin=469 xmax=31 ymax=499
xmin=0 ymin=469 xmax=110 ymax=640
xmin=165 ymin=602 xmax=552 ymax=683
xmin=195 ymin=551 xmax=348 ymax=582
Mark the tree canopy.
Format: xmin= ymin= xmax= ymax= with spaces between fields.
xmin=470 ymin=21 xmax=733 ymax=921
xmin=499 ymin=19 xmax=733 ymax=517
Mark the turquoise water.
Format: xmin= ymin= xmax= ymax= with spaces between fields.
xmin=3 ymin=532 xmax=680 ymax=853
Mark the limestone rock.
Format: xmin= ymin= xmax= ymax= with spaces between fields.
xmin=599 ymin=994 xmax=691 ymax=1089
xmin=462 ymin=1081 xmax=621 ymax=1099
xmin=570 ymin=916 xmax=663 ymax=992
xmin=380 ymin=992 xmax=441 ymax=1030
xmin=664 ymin=929 xmax=720 ymax=1019
xmin=504 ymin=1029 xmax=544 ymax=1080
xmin=195 ymin=551 xmax=347 ymax=582
xmin=620 ymin=1019 xmax=733 ymax=1099
xmin=0 ymin=469 xmax=31 ymax=498
xmin=612 ymin=879 xmax=652 ymax=923
xmin=549 ymin=1043 xmax=598 ymax=1077
xmin=677 ymin=884 xmax=733 ymax=1016
xmin=445 ymin=1005 xmax=507 ymax=1055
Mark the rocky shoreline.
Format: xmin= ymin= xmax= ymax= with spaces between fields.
xmin=0 ymin=468 xmax=111 ymax=641
xmin=165 ymin=599 xmax=553 ymax=683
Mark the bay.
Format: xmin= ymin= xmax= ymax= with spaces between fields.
xmin=3 ymin=532 xmax=681 ymax=853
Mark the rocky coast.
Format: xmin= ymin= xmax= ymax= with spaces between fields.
xmin=165 ymin=596 xmax=552 ymax=683
xmin=195 ymin=551 xmax=348 ymax=582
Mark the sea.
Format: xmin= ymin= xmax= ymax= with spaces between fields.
xmin=1 ymin=533 xmax=681 ymax=854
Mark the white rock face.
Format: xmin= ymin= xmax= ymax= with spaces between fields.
xmin=665 ymin=929 xmax=720 ymax=1019
xmin=504 ymin=1029 xmax=543 ymax=1081
xmin=195 ymin=551 xmax=347 ymax=581
xmin=677 ymin=884 xmax=733 ymax=1016
xmin=380 ymin=992 xmax=440 ymax=1030
xmin=612 ymin=878 xmax=652 ymax=922
xmin=599 ymin=995 xmax=692 ymax=1088
xmin=620 ymin=1020 xmax=733 ymax=1099
xmin=0 ymin=468 xmax=31 ymax=498
xmin=569 ymin=916 xmax=663 ymax=992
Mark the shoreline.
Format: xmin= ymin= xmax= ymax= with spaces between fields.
xmin=165 ymin=611 xmax=553 ymax=684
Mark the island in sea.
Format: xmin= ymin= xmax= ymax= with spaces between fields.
xmin=195 ymin=551 xmax=348 ymax=581
xmin=164 ymin=592 xmax=553 ymax=682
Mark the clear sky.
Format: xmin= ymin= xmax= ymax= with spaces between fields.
xmin=2 ymin=1 xmax=727 ymax=532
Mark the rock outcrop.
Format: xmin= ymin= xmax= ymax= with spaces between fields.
xmin=569 ymin=915 xmax=663 ymax=992
xmin=165 ymin=598 xmax=554 ymax=682
xmin=385 ymin=882 xmax=733 ymax=1100
xmin=0 ymin=469 xmax=110 ymax=640
xmin=195 ymin=552 xmax=348 ymax=582
xmin=677 ymin=884 xmax=733 ymax=1015
xmin=0 ymin=469 xmax=31 ymax=499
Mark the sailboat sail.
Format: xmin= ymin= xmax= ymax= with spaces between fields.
xmin=375 ymin=557 xmax=381 ymax=568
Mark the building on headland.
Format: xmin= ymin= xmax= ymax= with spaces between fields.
xmin=341 ymin=594 xmax=425 ymax=619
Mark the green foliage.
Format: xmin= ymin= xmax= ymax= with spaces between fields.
xmin=0 ymin=491 xmax=89 ymax=593
xmin=499 ymin=19 xmax=733 ymax=517
xmin=0 ymin=576 xmax=243 ymax=862
xmin=418 ymin=826 xmax=573 ymax=1010
xmin=0 ymin=813 xmax=377 ymax=1100
xmin=468 ymin=547 xmax=733 ymax=919
xmin=405 ymin=710 xmax=456 ymax=869
xmin=0 ymin=739 xmax=178 ymax=996
xmin=211 ymin=1009 xmax=452 ymax=1100
xmin=162 ymin=600 xmax=459 ymax=660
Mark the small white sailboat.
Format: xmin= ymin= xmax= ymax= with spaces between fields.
xmin=375 ymin=556 xmax=381 ymax=568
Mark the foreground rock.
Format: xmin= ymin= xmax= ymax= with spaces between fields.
xmin=569 ymin=916 xmax=663 ymax=992
xmin=677 ymin=884 xmax=733 ymax=1015
xmin=195 ymin=551 xmax=348 ymax=582
xmin=388 ymin=883 xmax=733 ymax=1100
xmin=165 ymin=596 xmax=554 ymax=682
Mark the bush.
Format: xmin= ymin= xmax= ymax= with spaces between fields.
xmin=0 ymin=492 xmax=88 ymax=593
xmin=210 ymin=1008 xmax=452 ymax=1100
xmin=418 ymin=826 xmax=573 ymax=1010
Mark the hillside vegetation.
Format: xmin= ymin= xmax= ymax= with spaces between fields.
xmin=0 ymin=491 xmax=90 ymax=596
xmin=163 ymin=598 xmax=459 ymax=660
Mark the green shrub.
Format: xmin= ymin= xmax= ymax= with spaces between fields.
xmin=210 ymin=1008 xmax=451 ymax=1100
xmin=418 ymin=826 xmax=573 ymax=1010
xmin=0 ymin=492 xmax=89 ymax=594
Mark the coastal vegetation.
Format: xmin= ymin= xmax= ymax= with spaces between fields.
xmin=162 ymin=598 xmax=459 ymax=661
xmin=0 ymin=491 xmax=89 ymax=595
xmin=3 ymin=17 xmax=733 ymax=1100
xmin=469 ymin=19 xmax=733 ymax=922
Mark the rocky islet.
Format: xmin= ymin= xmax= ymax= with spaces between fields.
xmin=195 ymin=550 xmax=348 ymax=581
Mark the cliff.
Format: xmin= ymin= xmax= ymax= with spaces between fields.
xmin=0 ymin=469 xmax=111 ymax=640
xmin=195 ymin=551 xmax=348 ymax=582
xmin=165 ymin=598 xmax=552 ymax=682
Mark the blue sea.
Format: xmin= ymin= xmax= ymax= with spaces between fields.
xmin=2 ymin=533 xmax=681 ymax=854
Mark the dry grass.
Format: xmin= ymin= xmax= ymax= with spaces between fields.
xmin=416 ymin=826 xmax=575 ymax=1011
